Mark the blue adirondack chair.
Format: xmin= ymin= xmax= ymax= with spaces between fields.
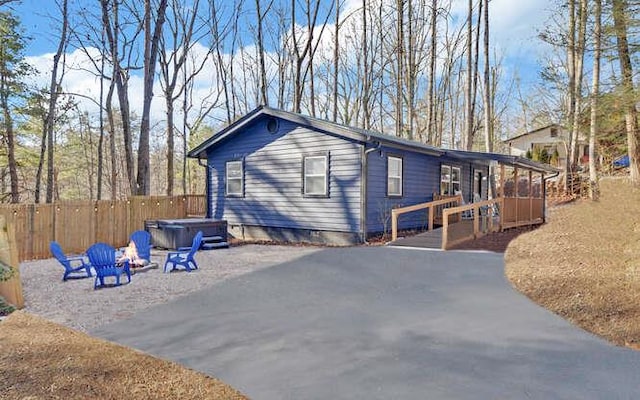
xmin=86 ymin=242 xmax=131 ymax=289
xmin=50 ymin=241 xmax=93 ymax=281
xmin=164 ymin=231 xmax=203 ymax=273
xmin=129 ymin=230 xmax=152 ymax=261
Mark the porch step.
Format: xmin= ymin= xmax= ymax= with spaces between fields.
xmin=201 ymin=235 xmax=229 ymax=250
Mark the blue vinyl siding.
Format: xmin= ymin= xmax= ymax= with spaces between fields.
xmin=366 ymin=149 xmax=489 ymax=234
xmin=207 ymin=117 xmax=362 ymax=233
xmin=366 ymin=146 xmax=442 ymax=233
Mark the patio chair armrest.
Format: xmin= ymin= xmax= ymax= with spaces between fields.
xmin=67 ymin=255 xmax=90 ymax=265
xmin=167 ymin=251 xmax=184 ymax=257
xmin=176 ymin=246 xmax=191 ymax=251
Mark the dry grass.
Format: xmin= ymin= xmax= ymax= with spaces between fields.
xmin=505 ymin=177 xmax=640 ymax=349
xmin=0 ymin=311 xmax=248 ymax=400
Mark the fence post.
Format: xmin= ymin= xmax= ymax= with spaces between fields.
xmin=441 ymin=210 xmax=449 ymax=250
xmin=391 ymin=209 xmax=398 ymax=241
xmin=428 ymin=206 xmax=434 ymax=231
xmin=0 ymin=217 xmax=24 ymax=309
xmin=473 ymin=204 xmax=479 ymax=238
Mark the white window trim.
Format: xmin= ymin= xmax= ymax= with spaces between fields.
xmin=441 ymin=165 xmax=461 ymax=195
xmin=303 ymin=155 xmax=328 ymax=197
xmin=225 ymin=160 xmax=244 ymax=197
xmin=387 ymin=156 xmax=403 ymax=197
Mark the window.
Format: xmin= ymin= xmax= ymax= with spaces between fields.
xmin=550 ymin=127 xmax=558 ymax=137
xmin=387 ymin=156 xmax=403 ymax=197
xmin=225 ymin=160 xmax=243 ymax=197
xmin=303 ymin=154 xmax=328 ymax=196
xmin=440 ymin=165 xmax=461 ymax=195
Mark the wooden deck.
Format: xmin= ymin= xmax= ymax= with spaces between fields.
xmin=388 ymin=219 xmax=478 ymax=249
xmin=388 ymin=227 xmax=444 ymax=249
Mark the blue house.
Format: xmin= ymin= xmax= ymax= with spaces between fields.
xmin=188 ymin=106 xmax=552 ymax=245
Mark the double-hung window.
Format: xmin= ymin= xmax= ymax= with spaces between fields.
xmin=440 ymin=165 xmax=461 ymax=195
xmin=303 ymin=154 xmax=328 ymax=197
xmin=226 ymin=160 xmax=244 ymax=197
xmin=387 ymin=156 xmax=403 ymax=197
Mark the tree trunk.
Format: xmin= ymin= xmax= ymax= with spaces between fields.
xmin=396 ymin=0 xmax=404 ymax=137
xmin=565 ymin=0 xmax=576 ymax=184
xmin=43 ymin=0 xmax=68 ymax=203
xmin=588 ymin=0 xmax=601 ymax=200
xmin=332 ymin=0 xmax=340 ymax=122
xmin=137 ymin=0 xmax=168 ymax=195
xmin=612 ymin=0 xmax=640 ymax=185
xmin=1 ymin=91 xmax=18 ymax=203
xmin=255 ymin=0 xmax=268 ymax=106
xmin=569 ymin=0 xmax=587 ymax=173
xmin=166 ymin=94 xmax=175 ymax=195
xmin=34 ymin=110 xmax=47 ymax=204
xmin=464 ymin=0 xmax=473 ymax=150
xmin=101 ymin=0 xmax=135 ymax=195
xmin=106 ymin=76 xmax=117 ymax=200
xmin=482 ymin=0 xmax=491 ymax=152
xmin=427 ymin=0 xmax=437 ymax=144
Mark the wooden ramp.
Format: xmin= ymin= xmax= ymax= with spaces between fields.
xmin=388 ymin=227 xmax=444 ymax=249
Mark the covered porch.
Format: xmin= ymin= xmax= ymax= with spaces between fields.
xmin=389 ymin=153 xmax=557 ymax=250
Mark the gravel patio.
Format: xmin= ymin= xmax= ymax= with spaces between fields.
xmin=18 ymin=244 xmax=320 ymax=332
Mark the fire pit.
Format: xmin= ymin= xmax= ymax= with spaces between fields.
xmin=118 ymin=241 xmax=158 ymax=274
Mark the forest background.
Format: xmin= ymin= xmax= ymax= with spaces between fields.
xmin=0 ymin=0 xmax=638 ymax=203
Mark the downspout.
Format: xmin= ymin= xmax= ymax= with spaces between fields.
xmin=360 ymin=139 xmax=382 ymax=243
xmin=542 ymin=170 xmax=560 ymax=223
xmin=197 ymin=157 xmax=212 ymax=218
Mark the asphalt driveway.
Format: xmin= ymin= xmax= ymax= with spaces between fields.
xmin=93 ymin=247 xmax=640 ymax=399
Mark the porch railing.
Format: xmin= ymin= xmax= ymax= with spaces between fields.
xmin=441 ymin=199 xmax=503 ymax=249
xmin=390 ymin=194 xmax=462 ymax=241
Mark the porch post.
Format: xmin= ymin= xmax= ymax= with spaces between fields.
xmin=528 ymin=170 xmax=533 ymax=223
xmin=514 ymin=166 xmax=519 ymax=225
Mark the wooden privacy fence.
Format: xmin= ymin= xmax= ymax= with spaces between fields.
xmin=0 ymin=215 xmax=23 ymax=308
xmin=0 ymin=195 xmax=206 ymax=262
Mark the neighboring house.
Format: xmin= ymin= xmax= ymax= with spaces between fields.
xmin=503 ymin=124 xmax=588 ymax=171
xmin=188 ymin=106 xmax=552 ymax=245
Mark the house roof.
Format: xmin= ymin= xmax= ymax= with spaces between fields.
xmin=189 ymin=106 xmax=558 ymax=174
xmin=445 ymin=150 xmax=559 ymax=173
xmin=502 ymin=123 xmax=563 ymax=143
xmin=188 ymin=106 xmax=444 ymax=159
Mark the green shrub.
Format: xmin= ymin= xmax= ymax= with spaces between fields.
xmin=0 ymin=260 xmax=13 ymax=282
xmin=0 ymin=295 xmax=15 ymax=316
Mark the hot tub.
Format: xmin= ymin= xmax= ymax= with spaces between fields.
xmin=145 ymin=218 xmax=227 ymax=250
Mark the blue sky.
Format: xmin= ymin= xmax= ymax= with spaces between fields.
xmin=9 ymin=0 xmax=556 ymax=128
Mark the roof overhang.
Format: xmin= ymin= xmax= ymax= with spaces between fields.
xmin=187 ymin=106 xmax=444 ymax=159
xmin=446 ymin=150 xmax=560 ymax=174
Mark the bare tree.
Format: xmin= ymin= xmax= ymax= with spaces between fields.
xmin=331 ymin=0 xmax=341 ymax=122
xmin=481 ymin=0 xmax=491 ymax=152
xmin=0 ymin=11 xmax=32 ymax=203
xmin=100 ymin=0 xmax=139 ymax=195
xmin=588 ymin=0 xmax=601 ymax=200
xmin=39 ymin=0 xmax=69 ymax=203
xmin=395 ymin=0 xmax=405 ymax=137
xmin=427 ymin=0 xmax=437 ymax=144
xmin=254 ymin=0 xmax=272 ymax=106
xmin=136 ymin=0 xmax=168 ymax=195
xmin=159 ymin=0 xmax=210 ymax=195
xmin=568 ymin=0 xmax=587 ymax=173
xmin=612 ymin=0 xmax=640 ymax=185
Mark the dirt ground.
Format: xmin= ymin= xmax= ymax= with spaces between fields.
xmin=2 ymin=178 xmax=638 ymax=399
xmin=0 ymin=311 xmax=248 ymax=400
xmin=449 ymin=225 xmax=539 ymax=252
xmin=505 ymin=177 xmax=640 ymax=350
